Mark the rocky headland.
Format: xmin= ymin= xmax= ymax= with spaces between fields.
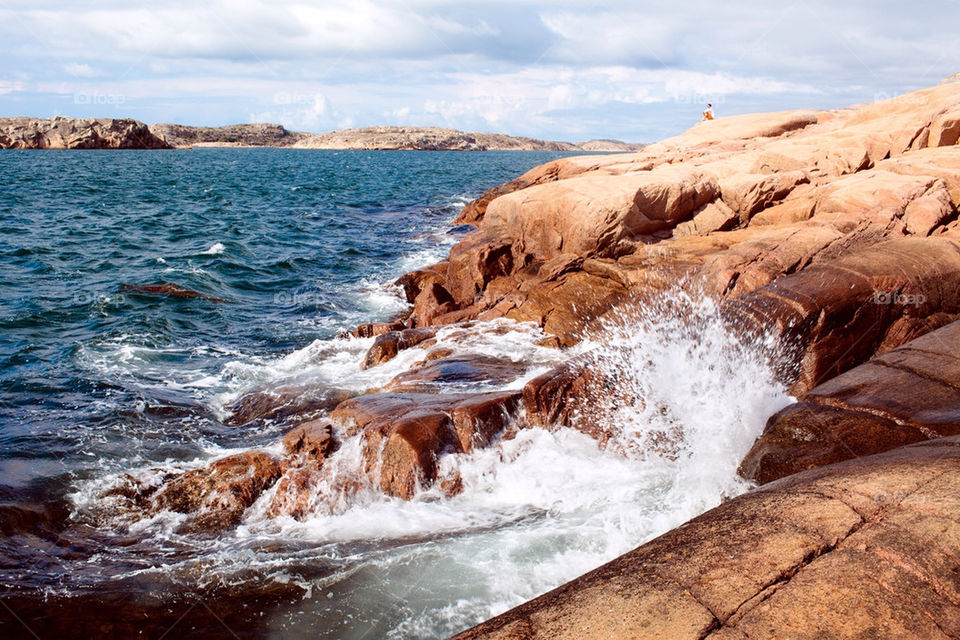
xmin=150 ymin=123 xmax=642 ymax=151
xmin=0 ymin=116 xmax=171 ymax=149
xmin=240 ymin=74 xmax=959 ymax=637
xmin=6 ymin=73 xmax=960 ymax=637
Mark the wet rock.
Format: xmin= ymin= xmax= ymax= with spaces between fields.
xmin=329 ymin=391 xmax=519 ymax=498
xmin=281 ymin=419 xmax=337 ymax=459
xmin=362 ymin=326 xmax=438 ymax=368
xmin=384 ymin=354 xmax=527 ymax=393
xmin=150 ymin=451 xmax=281 ymax=532
xmin=721 ymin=236 xmax=960 ymax=394
xmin=266 ymin=467 xmax=323 ymax=520
xmin=226 ymin=380 xmax=353 ymax=426
xmin=395 ymin=262 xmax=449 ymax=304
xmin=741 ymin=320 xmax=960 ymax=484
xmin=412 ymin=281 xmax=457 ymax=327
xmin=454 ymin=437 xmax=960 ymax=639
xmin=265 ymin=421 xmax=340 ymax=519
xmin=520 ymin=355 xmax=624 ymax=444
xmin=351 ymin=321 xmax=405 ymax=338
xmin=364 ymin=410 xmax=462 ymax=499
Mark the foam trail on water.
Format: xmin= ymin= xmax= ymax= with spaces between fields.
xmin=201 ymin=241 xmax=226 ymax=255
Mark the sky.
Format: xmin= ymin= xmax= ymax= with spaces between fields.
xmin=0 ymin=0 xmax=958 ymax=142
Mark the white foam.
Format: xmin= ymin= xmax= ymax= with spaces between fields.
xmin=201 ymin=241 xmax=226 ymax=255
xmin=71 ymin=289 xmax=790 ymax=639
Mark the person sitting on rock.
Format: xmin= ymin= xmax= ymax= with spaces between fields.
xmin=702 ymin=104 xmax=715 ymax=121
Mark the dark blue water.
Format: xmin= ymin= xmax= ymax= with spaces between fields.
xmin=0 ymin=150 xmax=585 ymax=631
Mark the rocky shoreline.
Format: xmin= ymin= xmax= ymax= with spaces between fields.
xmin=4 ymin=73 xmax=960 ymax=638
xmin=0 ymin=118 xmax=643 ymax=151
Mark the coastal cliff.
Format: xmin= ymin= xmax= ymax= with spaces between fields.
xmin=442 ymin=76 xmax=960 ymax=638
xmin=56 ymin=73 xmax=960 ymax=637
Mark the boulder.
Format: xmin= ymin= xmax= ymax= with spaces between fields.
xmin=454 ymin=437 xmax=960 ymax=639
xmin=741 ymin=320 xmax=960 ymax=484
xmin=149 ymin=452 xmax=281 ymax=532
xmin=329 ymin=391 xmax=520 ymax=497
xmin=362 ymin=326 xmax=438 ymax=368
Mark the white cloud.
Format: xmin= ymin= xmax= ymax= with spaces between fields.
xmin=63 ymin=63 xmax=97 ymax=78
xmin=0 ymin=80 xmax=24 ymax=95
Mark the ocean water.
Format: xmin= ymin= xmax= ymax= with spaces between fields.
xmin=0 ymin=149 xmax=790 ymax=639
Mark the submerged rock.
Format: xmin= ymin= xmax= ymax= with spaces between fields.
xmin=119 ymin=282 xmax=226 ymax=302
xmin=383 ymin=354 xmax=528 ymax=393
xmin=226 ymin=379 xmax=353 ymax=426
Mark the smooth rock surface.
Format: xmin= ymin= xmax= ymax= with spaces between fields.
xmin=454 ymin=437 xmax=960 ymax=640
xmin=741 ymin=320 xmax=960 ymax=483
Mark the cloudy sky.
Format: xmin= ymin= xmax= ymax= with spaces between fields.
xmin=0 ymin=0 xmax=957 ymax=142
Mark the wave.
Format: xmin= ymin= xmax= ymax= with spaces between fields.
xmin=67 ymin=289 xmax=790 ymax=638
xmin=201 ymin=241 xmax=226 ymax=255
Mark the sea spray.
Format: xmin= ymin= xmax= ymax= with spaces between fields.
xmin=132 ymin=290 xmax=789 ymax=638
xmin=64 ymin=289 xmax=791 ymax=638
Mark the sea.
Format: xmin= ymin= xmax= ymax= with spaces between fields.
xmin=0 ymin=148 xmax=790 ymax=638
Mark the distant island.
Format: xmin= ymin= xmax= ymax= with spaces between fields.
xmin=0 ymin=117 xmax=644 ymax=152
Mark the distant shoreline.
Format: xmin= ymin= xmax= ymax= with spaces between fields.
xmin=0 ymin=117 xmax=645 ymax=152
